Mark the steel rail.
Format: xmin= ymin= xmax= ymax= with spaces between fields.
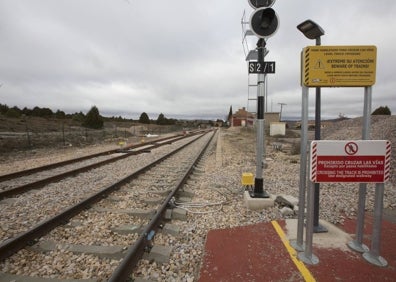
xmin=0 ymin=132 xmax=209 ymax=261
xmin=108 ymin=130 xmax=216 ymax=281
xmin=0 ymin=134 xmax=198 ymax=200
xmin=0 ymin=134 xmax=187 ymax=182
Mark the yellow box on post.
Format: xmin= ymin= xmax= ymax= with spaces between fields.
xmin=241 ymin=173 xmax=254 ymax=186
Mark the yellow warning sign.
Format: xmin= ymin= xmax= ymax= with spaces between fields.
xmin=302 ymin=45 xmax=377 ymax=87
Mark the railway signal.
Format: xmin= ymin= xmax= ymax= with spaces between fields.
xmin=245 ymin=0 xmax=279 ymax=198
xmin=248 ymin=0 xmax=279 ymax=38
xmin=247 ymin=0 xmax=276 ymax=9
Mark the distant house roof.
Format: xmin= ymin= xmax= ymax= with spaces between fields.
xmin=233 ymin=107 xmax=255 ymax=119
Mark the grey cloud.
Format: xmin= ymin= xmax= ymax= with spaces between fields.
xmin=0 ymin=0 xmax=395 ymax=120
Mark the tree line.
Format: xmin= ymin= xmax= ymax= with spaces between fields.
xmin=0 ymin=103 xmax=178 ymax=129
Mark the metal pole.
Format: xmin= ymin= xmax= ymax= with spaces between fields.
xmin=25 ymin=123 xmax=32 ymax=147
xmin=252 ymin=39 xmax=269 ymax=198
xmin=291 ymin=85 xmax=309 ymax=252
xmin=265 ymin=75 xmax=268 ymax=113
xmin=263 ymin=75 xmax=267 ymax=165
xmin=363 ymin=183 xmax=388 ymax=267
xmin=278 ymin=103 xmax=286 ymax=122
xmin=298 ymin=179 xmax=319 ymax=265
xmin=348 ymin=86 xmax=371 ymax=253
xmin=279 ymin=103 xmax=282 ymax=121
xmin=62 ymin=123 xmax=66 ymax=147
xmin=313 ymin=36 xmax=327 ymax=233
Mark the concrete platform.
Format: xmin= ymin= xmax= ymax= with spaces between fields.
xmin=243 ymin=191 xmax=275 ymax=210
xmin=199 ymin=215 xmax=396 ymax=281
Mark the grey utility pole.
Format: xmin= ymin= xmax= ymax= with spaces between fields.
xmin=278 ymin=102 xmax=286 ymax=121
xmin=297 ymin=19 xmax=327 ymax=233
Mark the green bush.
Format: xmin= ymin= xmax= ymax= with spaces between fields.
xmin=372 ymin=106 xmax=391 ymax=115
xmin=83 ymin=106 xmax=103 ymax=129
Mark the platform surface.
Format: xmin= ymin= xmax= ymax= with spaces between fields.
xmin=199 ymin=215 xmax=396 ymax=281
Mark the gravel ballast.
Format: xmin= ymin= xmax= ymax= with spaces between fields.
xmin=1 ymin=116 xmax=395 ymax=281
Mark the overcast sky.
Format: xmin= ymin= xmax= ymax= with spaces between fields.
xmin=1 ymin=0 xmax=395 ymax=120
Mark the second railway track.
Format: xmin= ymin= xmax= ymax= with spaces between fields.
xmin=0 ymin=132 xmax=201 ymax=199
xmin=0 ymin=130 xmax=216 ymax=281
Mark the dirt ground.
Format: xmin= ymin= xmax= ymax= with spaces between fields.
xmin=0 ymin=115 xmax=181 ymax=155
xmin=1 ymin=115 xmax=395 ymax=185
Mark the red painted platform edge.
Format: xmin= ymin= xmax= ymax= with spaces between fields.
xmin=198 ymin=217 xmax=396 ymax=282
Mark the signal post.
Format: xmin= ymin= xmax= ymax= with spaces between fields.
xmin=243 ymin=0 xmax=279 ymax=209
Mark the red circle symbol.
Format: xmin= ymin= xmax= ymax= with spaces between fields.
xmin=345 ymin=142 xmax=358 ymax=155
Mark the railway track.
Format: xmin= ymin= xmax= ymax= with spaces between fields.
xmin=0 ymin=132 xmax=200 ymax=200
xmin=0 ymin=130 xmax=216 ymax=281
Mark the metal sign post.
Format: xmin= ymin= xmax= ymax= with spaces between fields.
xmin=291 ymin=84 xmax=309 ymax=252
xmin=298 ymin=179 xmax=319 ymax=265
xmin=298 ymin=146 xmax=319 ymax=264
xmin=294 ymin=45 xmax=390 ymax=267
xmin=363 ymin=183 xmax=388 ymax=267
xmin=348 ymin=86 xmax=372 ymax=253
